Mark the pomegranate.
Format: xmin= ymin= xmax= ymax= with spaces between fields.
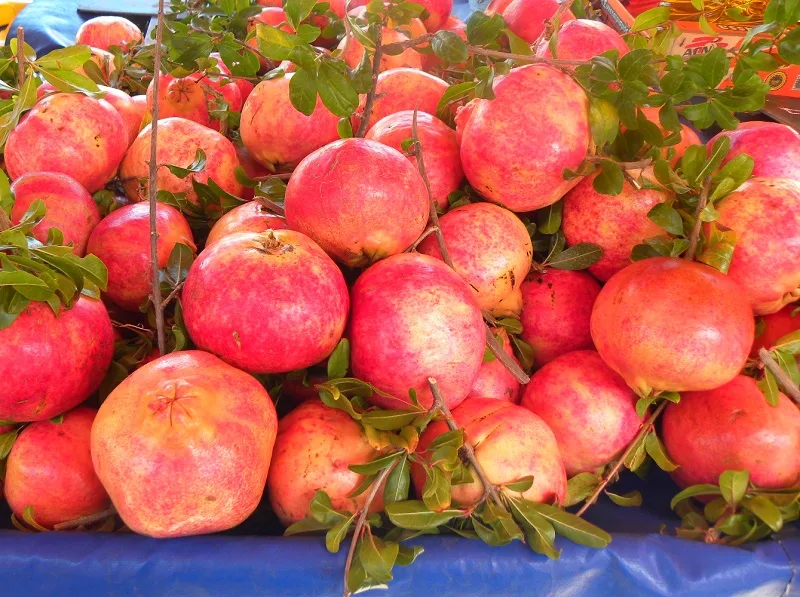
xmin=267 ymin=400 xmax=384 ymax=526
xmin=146 ymin=71 xmax=242 ymax=132
xmin=247 ymin=8 xmax=294 ymax=70
xmin=715 ymin=177 xmax=800 ymax=315
xmin=521 ymin=350 xmax=641 ymax=476
xmin=349 ymin=253 xmax=484 ymax=409
xmin=488 ymin=286 xmax=523 ymax=318
xmin=503 ymin=0 xmax=575 ymax=43
xmin=0 ymin=297 xmax=114 ymax=422
xmin=120 ymin=117 xmax=244 ymax=205
xmin=520 ymin=268 xmax=601 ymax=366
xmin=86 ymin=202 xmax=195 ymax=311
xmin=5 ymin=93 xmax=127 ymax=193
xmin=284 ymin=138 xmax=429 ymax=267
xmin=91 ymin=351 xmax=278 ymax=537
xmin=206 ymin=202 xmax=287 ymax=246
xmin=751 ymin=304 xmax=800 ymax=358
xmin=366 ymin=110 xmax=462 ymax=210
xmin=75 ymin=16 xmax=142 ymax=51
xmin=418 ymin=202 xmax=532 ymax=310
xmin=591 ymin=257 xmax=754 ymax=395
xmin=240 ymin=75 xmax=340 ymax=170
xmin=99 ymin=86 xmax=144 ymax=147
xmin=338 ymin=28 xmax=423 ymax=71
xmin=182 ymin=230 xmax=349 ymax=374
xmin=10 ymin=172 xmax=100 ymax=256
xmin=354 ymin=68 xmax=448 ymax=132
xmin=639 ymin=107 xmax=701 ymax=166
xmin=709 ymin=122 xmax=800 ymax=182
xmin=415 ymin=0 xmax=452 ymax=31
xmin=467 ymin=328 xmax=522 ymax=403
xmin=457 ymin=65 xmax=590 ymax=212
xmin=562 ymin=168 xmax=669 ymax=282
xmin=413 ymin=399 xmax=567 ymax=505
xmin=539 ymin=19 xmax=627 ymax=60
xmin=422 ymin=16 xmax=466 ymax=71
xmin=4 ymin=408 xmax=110 ymax=528
xmin=662 ymin=375 xmax=800 ymax=490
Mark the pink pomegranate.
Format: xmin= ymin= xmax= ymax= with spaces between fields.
xmin=206 ymin=202 xmax=287 ymax=246
xmin=284 ymin=138 xmax=429 ymax=267
xmin=709 ymin=122 xmax=800 ymax=182
xmin=504 ymin=0 xmax=575 ymax=43
xmin=349 ymin=253 xmax=485 ymax=409
xmin=75 ymin=16 xmax=142 ymax=51
xmin=467 ymin=328 xmax=522 ymax=403
xmin=539 ymin=19 xmax=627 ymax=60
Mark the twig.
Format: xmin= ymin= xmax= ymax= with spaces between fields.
xmin=585 ymin=156 xmax=653 ymax=170
xmin=684 ymin=176 xmax=711 ymax=262
xmin=251 ymin=173 xmax=293 ymax=182
xmin=355 ymin=22 xmax=384 ymax=138
xmin=380 ymin=33 xmax=434 ymax=54
xmin=0 ymin=208 xmax=12 ymax=231
xmin=254 ymin=195 xmax=286 ymax=217
xmin=467 ymin=46 xmax=589 ymax=67
xmin=16 ymin=27 xmax=25 ymax=87
xmin=532 ymin=0 xmax=572 ymax=54
xmin=53 ymin=507 xmax=117 ymax=531
xmin=160 ymin=280 xmax=185 ymax=308
xmin=149 ymin=0 xmax=167 ymax=356
xmin=429 ymin=378 xmax=502 ymax=506
xmin=409 ymin=109 xmax=529 ymax=385
xmin=759 ymin=348 xmax=800 ymax=405
xmin=342 ymin=459 xmax=399 ymax=597
xmin=576 ymin=401 xmax=668 ymax=517
xmin=405 ymin=226 xmax=439 ymax=253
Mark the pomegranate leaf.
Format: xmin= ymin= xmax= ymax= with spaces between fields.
xmin=316 ymin=59 xmax=359 ymax=118
xmin=527 ymin=502 xmax=611 ymax=548
xmin=384 ymin=455 xmax=410 ymax=505
xmin=630 ymin=6 xmax=670 ymax=32
xmin=719 ymin=470 xmax=750 ymax=508
xmin=325 ymin=513 xmax=356 ymax=553
xmin=465 ymin=12 xmax=504 ymax=46
xmin=605 ymin=490 xmax=643 ymax=508
xmin=742 ymin=496 xmax=783 ymax=532
xmin=758 ymin=368 xmax=780 ymax=406
xmin=670 ymin=484 xmax=722 ymax=509
xmin=327 ymin=338 xmax=350 ymax=380
xmin=360 ymin=410 xmax=416 ymax=431
xmin=545 ymin=242 xmax=603 ymax=271
xmin=431 ymin=31 xmax=468 ymax=64
xmin=563 ymin=472 xmax=600 ymax=507
xmin=385 ymin=500 xmax=462 ymax=530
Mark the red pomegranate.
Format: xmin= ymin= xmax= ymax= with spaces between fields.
xmin=466 ymin=328 xmax=522 ymax=403
xmin=182 ymin=230 xmax=349 ymax=374
xmin=709 ymin=122 xmax=800 ymax=182
xmin=205 ymin=202 xmax=287 ymax=246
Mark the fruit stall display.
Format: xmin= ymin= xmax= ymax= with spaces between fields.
xmin=0 ymin=0 xmax=799 ymax=594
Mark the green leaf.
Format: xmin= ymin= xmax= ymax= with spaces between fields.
xmin=337 ymin=117 xmax=353 ymax=139
xmin=778 ymin=27 xmax=800 ymax=63
xmin=504 ymin=28 xmax=533 ymax=56
xmin=325 ymin=513 xmax=355 ymax=553
xmin=349 ymin=452 xmax=402 ymax=475
xmin=327 ymin=338 xmax=350 ymax=380
xmin=256 ymin=24 xmax=303 ymax=61
xmin=719 ymin=470 xmax=749 ymax=508
xmin=505 ymin=475 xmax=535 ymax=493
xmin=606 ymin=490 xmax=643 ymax=507
xmin=774 ymin=329 xmax=800 ymax=354
xmin=359 ymin=535 xmax=399 ymax=584
xmin=589 ymin=98 xmax=619 ymax=147
xmin=0 ymin=270 xmax=54 ymax=302
xmin=644 ymin=431 xmax=678 ymax=471
xmin=618 ymin=49 xmax=654 ymax=82
xmin=436 ymin=81 xmax=477 ymax=121
xmin=670 ymin=484 xmax=722 ymax=509
xmin=431 ymin=31 xmax=469 ymax=64
xmin=529 ymin=503 xmax=611 ymax=548
xmin=288 ymin=67 xmax=318 ymax=117
xmin=36 ymin=45 xmax=91 ymax=71
xmin=284 ymin=0 xmax=318 ymax=30
xmin=537 ymin=199 xmax=563 ymax=235
xmin=427 ymin=428 xmax=465 ymax=451
xmin=647 ymin=203 xmax=684 ymax=236
xmin=510 ymin=500 xmax=560 ymax=558
xmin=563 ymin=472 xmax=600 ymax=507
xmin=39 ymin=69 xmax=101 ymax=95
xmin=472 ymin=517 xmax=511 ymax=546
xmin=630 ymin=6 xmax=670 ymax=32
xmin=164 ymin=242 xmax=195 ymax=287
xmin=758 ymin=368 xmax=780 ymax=407
xmin=546 ymin=243 xmax=603 ymax=271
xmin=361 ymin=410 xmax=417 ymax=431
xmin=384 ymin=455 xmax=410 ymax=505
xmin=395 ymin=544 xmax=424 ymax=566
xmin=741 ymin=495 xmax=783 ymax=532
xmin=593 ymin=160 xmax=624 ymax=196
xmin=165 ymin=149 xmax=207 ymax=179
xmin=422 ymin=466 xmax=451 ymax=512
xmin=385 ymin=500 xmax=462 ymax=530
xmin=317 ymin=60 xmax=358 ymax=118
xmin=465 ymin=12 xmax=505 ymax=45
xmin=774 ymin=349 xmax=800 ymax=386
xmin=0 ymin=429 xmax=18 ymax=459
xmin=284 ymin=516 xmax=332 ymax=535
xmin=309 ymin=490 xmax=350 ymax=525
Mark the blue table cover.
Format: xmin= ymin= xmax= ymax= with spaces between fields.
xmin=2 ymin=1 xmax=797 ymax=595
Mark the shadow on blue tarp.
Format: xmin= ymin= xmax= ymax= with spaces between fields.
xmin=2 ymin=1 xmax=797 ymax=595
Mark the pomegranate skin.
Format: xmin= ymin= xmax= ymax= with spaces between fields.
xmin=457 ymin=65 xmax=590 ymax=212
xmin=240 ymin=75 xmax=340 ymax=170
xmin=349 ymin=253 xmax=485 ymax=410
xmin=86 ymin=203 xmax=196 ymax=311
xmin=5 ymin=408 xmax=110 ymax=528
xmin=521 ymin=350 xmax=641 ymax=476
xmin=366 ymin=110 xmax=462 ymax=210
xmin=715 ymin=177 xmax=800 ymax=315
xmin=540 ymin=19 xmax=627 ymax=60
xmin=75 ymin=16 xmax=142 ymax=50
xmin=284 ymin=138 xmax=429 ymax=267
xmin=10 ymin=172 xmax=101 ymax=257
xmin=466 ymin=328 xmax=522 ymax=403
xmin=591 ymin=257 xmax=754 ymax=395
xmin=182 ymin=230 xmax=349 ymax=374
xmin=206 ymin=202 xmax=287 ymax=246
xmin=91 ymin=351 xmax=278 ymax=538
xmin=520 ymin=269 xmax=601 ymax=366
xmin=503 ymin=0 xmax=575 ymax=43
xmin=562 ymin=169 xmax=668 ymax=282
xmin=267 ymin=401 xmax=384 ymax=526
xmin=5 ymin=93 xmax=127 ymax=193
xmin=120 ymin=117 xmax=244 ymax=205
xmin=0 ymin=298 xmax=114 ymax=422
xmin=751 ymin=305 xmax=800 ymax=358
xmin=709 ymin=122 xmax=800 ymax=182
xmin=418 ymin=202 xmax=532 ymax=310
xmin=662 ymin=376 xmax=800 ymax=490
xmin=413 ymin=399 xmax=567 ymax=506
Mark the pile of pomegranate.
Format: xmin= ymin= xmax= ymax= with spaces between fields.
xmin=0 ymin=0 xmax=798 ymax=581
